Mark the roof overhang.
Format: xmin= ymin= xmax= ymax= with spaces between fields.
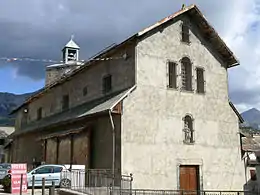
xmin=138 ymin=5 xmax=239 ymax=68
xmin=10 ymin=86 xmax=136 ymax=138
xmin=229 ymin=101 xmax=244 ymax=123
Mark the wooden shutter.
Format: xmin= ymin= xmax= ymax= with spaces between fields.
xmin=196 ymin=68 xmax=205 ymax=94
xmin=168 ymin=62 xmax=177 ymax=89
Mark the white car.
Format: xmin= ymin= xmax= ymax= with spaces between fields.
xmin=27 ymin=164 xmax=71 ymax=188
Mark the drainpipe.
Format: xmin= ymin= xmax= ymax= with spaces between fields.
xmin=243 ymin=156 xmax=248 ymax=185
xmin=109 ymin=109 xmax=115 ymax=194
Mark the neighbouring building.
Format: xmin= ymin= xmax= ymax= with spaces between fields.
xmin=0 ymin=126 xmax=15 ymax=162
xmin=240 ymin=131 xmax=260 ymax=192
xmin=9 ymin=4 xmax=245 ymax=191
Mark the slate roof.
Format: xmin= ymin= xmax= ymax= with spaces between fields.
xmin=11 ymin=86 xmax=135 ymax=137
xmin=242 ymin=136 xmax=260 ymax=152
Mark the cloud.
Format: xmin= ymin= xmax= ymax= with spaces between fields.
xmin=1 ymin=0 xmax=260 ymax=111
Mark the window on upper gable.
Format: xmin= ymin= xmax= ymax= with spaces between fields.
xmin=62 ymin=95 xmax=69 ymax=111
xmin=167 ymin=61 xmax=177 ymax=89
xmin=102 ymin=74 xmax=112 ymax=94
xmin=196 ymin=68 xmax=205 ymax=94
xmin=181 ymin=22 xmax=190 ymax=43
xmin=181 ymin=57 xmax=192 ymax=91
xmin=37 ymin=107 xmax=42 ymax=121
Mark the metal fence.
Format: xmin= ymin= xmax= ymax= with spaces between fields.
xmin=59 ymin=170 xmax=258 ymax=195
xmin=113 ymin=189 xmax=259 ymax=195
xmin=60 ymin=169 xmax=133 ymax=195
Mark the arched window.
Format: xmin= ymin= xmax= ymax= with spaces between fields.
xmin=181 ymin=57 xmax=192 ymax=91
xmin=183 ymin=115 xmax=194 ymax=144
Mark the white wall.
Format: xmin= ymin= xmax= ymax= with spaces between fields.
xmin=121 ymin=16 xmax=244 ymax=190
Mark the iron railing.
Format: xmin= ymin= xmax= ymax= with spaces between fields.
xmin=60 ymin=169 xmax=133 ymax=195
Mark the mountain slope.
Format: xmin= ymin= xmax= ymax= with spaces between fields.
xmin=0 ymin=92 xmax=34 ymax=126
xmin=241 ymin=108 xmax=260 ymax=129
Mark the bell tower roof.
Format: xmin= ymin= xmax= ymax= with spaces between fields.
xmin=63 ymin=35 xmax=80 ymax=50
xmin=61 ymin=35 xmax=80 ymax=64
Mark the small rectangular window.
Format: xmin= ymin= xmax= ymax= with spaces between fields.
xmin=102 ymin=74 xmax=112 ymax=94
xmin=83 ymin=86 xmax=88 ymax=96
xmin=62 ymin=95 xmax=69 ymax=111
xmin=181 ymin=23 xmax=190 ymax=43
xmin=0 ymin=139 xmax=5 ymax=145
xmin=196 ymin=68 xmax=205 ymax=94
xmin=168 ymin=62 xmax=177 ymax=89
xmin=37 ymin=107 xmax=42 ymax=120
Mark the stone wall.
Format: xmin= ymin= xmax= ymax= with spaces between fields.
xmin=121 ymin=15 xmax=244 ymax=190
xmin=15 ymin=42 xmax=136 ymax=131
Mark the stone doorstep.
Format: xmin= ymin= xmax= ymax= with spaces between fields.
xmin=58 ymin=189 xmax=91 ymax=195
xmin=57 ymin=188 xmax=115 ymax=195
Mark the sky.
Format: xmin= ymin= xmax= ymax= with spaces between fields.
xmin=0 ymin=0 xmax=260 ymax=112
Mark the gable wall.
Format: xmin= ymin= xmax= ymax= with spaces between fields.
xmin=121 ymin=15 xmax=245 ymax=190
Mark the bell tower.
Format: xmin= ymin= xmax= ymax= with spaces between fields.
xmin=45 ymin=36 xmax=82 ymax=86
xmin=62 ymin=35 xmax=80 ymax=64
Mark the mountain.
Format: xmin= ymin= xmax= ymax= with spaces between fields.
xmin=241 ymin=108 xmax=260 ymax=130
xmin=0 ymin=92 xmax=34 ymax=126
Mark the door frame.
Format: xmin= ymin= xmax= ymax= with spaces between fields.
xmin=176 ymin=158 xmax=204 ymax=191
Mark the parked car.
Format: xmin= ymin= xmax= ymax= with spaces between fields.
xmin=0 ymin=163 xmax=11 ymax=185
xmin=27 ymin=164 xmax=71 ymax=188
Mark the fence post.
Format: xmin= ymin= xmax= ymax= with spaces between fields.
xmin=31 ymin=175 xmax=35 ymax=195
xmin=20 ymin=174 xmax=23 ymax=195
xmin=109 ymin=183 xmax=112 ymax=195
xmin=130 ymin=173 xmax=133 ymax=195
xmin=49 ymin=181 xmax=55 ymax=195
xmin=42 ymin=178 xmax=45 ymax=195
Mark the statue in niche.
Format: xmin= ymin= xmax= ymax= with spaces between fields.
xmin=183 ymin=121 xmax=191 ymax=143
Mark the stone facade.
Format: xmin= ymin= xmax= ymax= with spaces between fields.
xmin=121 ymin=15 xmax=244 ymax=190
